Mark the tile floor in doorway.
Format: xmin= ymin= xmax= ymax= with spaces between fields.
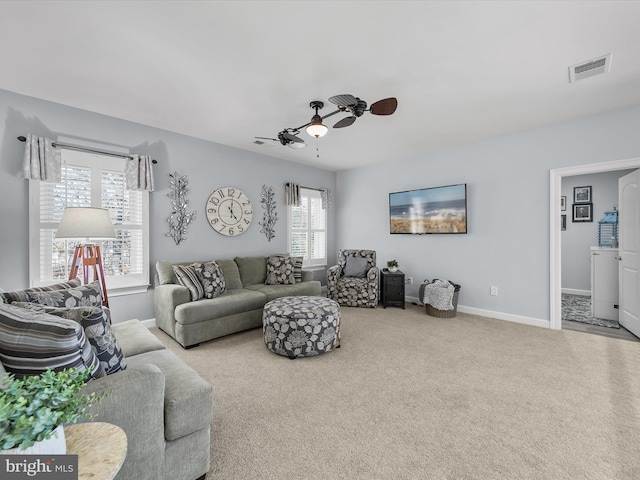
xmin=562 ymin=293 xmax=639 ymax=342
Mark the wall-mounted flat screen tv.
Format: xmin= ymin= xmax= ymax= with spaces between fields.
xmin=389 ymin=183 xmax=467 ymax=234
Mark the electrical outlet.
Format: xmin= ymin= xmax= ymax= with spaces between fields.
xmin=490 ymin=286 xmax=498 ymax=296
xmin=407 ymin=277 xmax=413 ymax=284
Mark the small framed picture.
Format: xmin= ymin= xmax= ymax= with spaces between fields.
xmin=560 ymin=196 xmax=566 ymax=211
xmin=572 ymin=203 xmax=593 ymax=222
xmin=573 ymin=186 xmax=592 ymax=203
xmin=561 ymin=214 xmax=567 ymax=230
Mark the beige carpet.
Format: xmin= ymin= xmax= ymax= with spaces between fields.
xmin=152 ymin=304 xmax=640 ymax=480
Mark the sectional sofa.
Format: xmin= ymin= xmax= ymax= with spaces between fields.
xmin=154 ymin=255 xmax=321 ymax=348
xmin=0 ymin=283 xmax=212 ymax=480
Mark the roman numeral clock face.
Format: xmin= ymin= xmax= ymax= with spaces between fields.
xmin=206 ymin=187 xmax=253 ymax=236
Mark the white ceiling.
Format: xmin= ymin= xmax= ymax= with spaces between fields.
xmin=1 ymin=1 xmax=640 ymax=172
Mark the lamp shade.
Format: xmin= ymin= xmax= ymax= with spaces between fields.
xmin=56 ymin=207 xmax=116 ymax=240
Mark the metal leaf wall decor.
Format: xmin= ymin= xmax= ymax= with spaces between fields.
xmin=166 ymin=171 xmax=196 ymax=245
xmin=259 ymin=184 xmax=278 ymax=241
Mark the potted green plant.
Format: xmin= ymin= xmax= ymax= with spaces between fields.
xmin=0 ymin=368 xmax=104 ymax=454
xmin=387 ymin=260 xmax=399 ymax=272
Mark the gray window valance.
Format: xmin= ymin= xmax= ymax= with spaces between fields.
xmin=22 ymin=134 xmax=62 ymax=182
xmin=21 ymin=134 xmax=155 ymax=192
xmin=285 ymin=182 xmax=301 ymax=207
xmin=125 ymin=154 xmax=155 ymax=192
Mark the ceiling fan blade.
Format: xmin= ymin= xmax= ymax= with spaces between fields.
xmin=333 ymin=116 xmax=357 ymax=128
xmin=282 ymin=132 xmax=305 ymax=144
xmin=369 ymin=97 xmax=398 ymax=116
xmin=329 ymin=94 xmax=358 ymax=108
xmin=255 ymin=136 xmax=278 ymax=142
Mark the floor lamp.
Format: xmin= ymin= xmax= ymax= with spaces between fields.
xmin=56 ymin=207 xmax=116 ymax=308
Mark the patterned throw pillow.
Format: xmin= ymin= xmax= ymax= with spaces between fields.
xmin=0 ymin=303 xmax=105 ymax=380
xmin=0 ymin=278 xmax=82 ymax=304
xmin=22 ymin=281 xmax=103 ymax=308
xmin=13 ymin=303 xmax=126 ymax=375
xmin=173 ymin=264 xmax=204 ymax=301
xmin=193 ymin=261 xmax=226 ymax=299
xmin=265 ymin=256 xmax=296 ymax=285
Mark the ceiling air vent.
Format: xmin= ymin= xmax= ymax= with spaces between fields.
xmin=569 ymin=54 xmax=612 ymax=83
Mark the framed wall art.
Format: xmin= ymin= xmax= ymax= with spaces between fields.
xmin=573 ymin=186 xmax=592 ymax=203
xmin=561 ymin=214 xmax=567 ymax=230
xmin=572 ymin=203 xmax=593 ymax=222
xmin=560 ymin=196 xmax=566 ymax=211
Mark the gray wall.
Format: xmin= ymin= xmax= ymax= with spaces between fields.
xmin=336 ymin=106 xmax=640 ymax=323
xmin=561 ymin=170 xmax=634 ymax=292
xmin=0 ymin=89 xmax=336 ymax=323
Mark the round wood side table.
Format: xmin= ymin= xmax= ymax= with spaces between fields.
xmin=64 ymin=422 xmax=127 ymax=480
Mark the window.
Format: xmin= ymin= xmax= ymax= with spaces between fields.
xmin=287 ymin=188 xmax=327 ymax=268
xmin=29 ymin=149 xmax=150 ymax=295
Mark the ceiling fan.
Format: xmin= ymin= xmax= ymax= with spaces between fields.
xmin=255 ymin=129 xmax=306 ymax=149
xmin=326 ymin=94 xmax=398 ymax=129
xmin=255 ymin=94 xmax=398 ymax=147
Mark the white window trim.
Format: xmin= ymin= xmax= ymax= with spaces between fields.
xmin=28 ymin=150 xmax=150 ymax=296
xmin=287 ymin=187 xmax=327 ymax=268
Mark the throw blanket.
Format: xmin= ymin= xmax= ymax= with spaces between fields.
xmin=423 ymin=279 xmax=455 ymax=310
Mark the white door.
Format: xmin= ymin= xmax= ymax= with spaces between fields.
xmin=619 ymin=169 xmax=640 ymax=337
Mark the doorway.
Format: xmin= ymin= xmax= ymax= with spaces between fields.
xmin=549 ymin=157 xmax=640 ymax=331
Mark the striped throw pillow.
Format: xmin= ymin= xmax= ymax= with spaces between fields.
xmin=292 ymin=256 xmax=303 ymax=283
xmin=13 ymin=303 xmax=126 ymax=375
xmin=0 ymin=303 xmax=105 ymax=380
xmin=0 ymin=278 xmax=82 ymax=304
xmin=173 ymin=264 xmax=204 ymax=301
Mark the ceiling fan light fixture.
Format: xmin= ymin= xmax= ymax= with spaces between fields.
xmin=306 ymin=115 xmax=328 ymax=138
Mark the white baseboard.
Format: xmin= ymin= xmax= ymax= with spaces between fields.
xmin=457 ymin=305 xmax=550 ymax=329
xmin=405 ymin=295 xmax=422 ymax=305
xmin=140 ymin=318 xmax=157 ymax=328
xmin=561 ymin=288 xmax=590 ymax=296
xmin=404 ymin=296 xmax=550 ymax=329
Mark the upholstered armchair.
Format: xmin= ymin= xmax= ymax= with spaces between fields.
xmin=327 ymin=250 xmax=379 ymax=307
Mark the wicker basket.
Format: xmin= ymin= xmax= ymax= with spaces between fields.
xmin=422 ymin=280 xmax=461 ymax=318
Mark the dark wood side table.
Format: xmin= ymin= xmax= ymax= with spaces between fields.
xmin=380 ymin=269 xmax=405 ymax=309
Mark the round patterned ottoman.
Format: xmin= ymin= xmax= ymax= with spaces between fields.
xmin=263 ymin=296 xmax=341 ymax=359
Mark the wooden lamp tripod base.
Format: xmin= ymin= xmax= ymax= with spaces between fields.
xmin=69 ymin=244 xmax=110 ymax=308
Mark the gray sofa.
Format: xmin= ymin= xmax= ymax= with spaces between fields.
xmin=0 ymin=301 xmax=212 ymax=480
xmin=154 ymin=256 xmax=322 ymax=348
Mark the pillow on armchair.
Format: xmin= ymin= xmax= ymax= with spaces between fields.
xmin=343 ymin=256 xmax=369 ymax=278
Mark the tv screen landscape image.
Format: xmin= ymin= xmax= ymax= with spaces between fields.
xmin=389 ymin=183 xmax=467 ymax=234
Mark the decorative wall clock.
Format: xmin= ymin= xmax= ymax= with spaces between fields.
xmin=206 ymin=187 xmax=253 ymax=236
